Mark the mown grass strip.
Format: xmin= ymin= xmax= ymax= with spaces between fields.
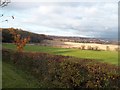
xmin=2 ymin=62 xmax=42 ymax=88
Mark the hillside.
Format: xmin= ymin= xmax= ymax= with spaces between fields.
xmin=3 ymin=43 xmax=118 ymax=65
xmin=2 ymin=48 xmax=120 ymax=88
xmin=2 ymin=28 xmax=52 ymax=43
xmin=49 ymin=36 xmax=118 ymax=45
xmin=2 ymin=28 xmax=118 ymax=45
xmin=3 ymin=62 xmax=41 ymax=88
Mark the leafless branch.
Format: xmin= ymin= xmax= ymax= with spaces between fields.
xmin=0 ymin=0 xmax=11 ymax=7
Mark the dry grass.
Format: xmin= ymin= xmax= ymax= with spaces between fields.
xmin=63 ymin=42 xmax=119 ymax=51
xmin=41 ymin=40 xmax=119 ymax=51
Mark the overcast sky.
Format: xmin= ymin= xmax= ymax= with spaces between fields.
xmin=0 ymin=0 xmax=118 ymax=39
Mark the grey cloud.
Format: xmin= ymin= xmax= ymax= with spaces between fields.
xmin=2 ymin=2 xmax=118 ymax=38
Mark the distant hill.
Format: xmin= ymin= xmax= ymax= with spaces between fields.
xmin=2 ymin=28 xmax=118 ymax=45
xmin=48 ymin=35 xmax=118 ymax=45
xmin=2 ymin=28 xmax=52 ymax=43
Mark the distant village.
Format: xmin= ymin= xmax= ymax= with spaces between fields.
xmin=48 ymin=36 xmax=119 ymax=45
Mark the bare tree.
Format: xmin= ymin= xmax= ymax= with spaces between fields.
xmin=0 ymin=0 xmax=11 ymax=7
xmin=0 ymin=0 xmax=13 ymax=23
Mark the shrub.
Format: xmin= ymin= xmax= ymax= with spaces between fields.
xmin=114 ymin=47 xmax=120 ymax=51
xmin=87 ymin=46 xmax=92 ymax=50
xmin=106 ymin=46 xmax=110 ymax=51
xmin=87 ymin=46 xmax=100 ymax=51
xmin=81 ymin=45 xmax=85 ymax=50
xmin=93 ymin=46 xmax=99 ymax=51
xmin=2 ymin=49 xmax=120 ymax=88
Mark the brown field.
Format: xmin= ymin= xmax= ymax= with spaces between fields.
xmin=42 ymin=40 xmax=119 ymax=51
xmin=64 ymin=42 xmax=118 ymax=51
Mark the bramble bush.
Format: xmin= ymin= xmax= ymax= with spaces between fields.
xmin=2 ymin=49 xmax=120 ymax=88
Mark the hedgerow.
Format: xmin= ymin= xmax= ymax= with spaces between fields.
xmin=2 ymin=49 xmax=120 ymax=88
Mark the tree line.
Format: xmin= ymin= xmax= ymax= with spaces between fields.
xmin=2 ymin=28 xmax=52 ymax=43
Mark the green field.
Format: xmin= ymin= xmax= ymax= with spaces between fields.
xmin=3 ymin=43 xmax=118 ymax=65
xmin=0 ymin=59 xmax=2 ymax=89
xmin=2 ymin=62 xmax=44 ymax=88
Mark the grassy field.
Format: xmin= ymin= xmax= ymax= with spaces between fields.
xmin=2 ymin=43 xmax=118 ymax=65
xmin=2 ymin=62 xmax=43 ymax=88
xmin=0 ymin=59 xmax=2 ymax=89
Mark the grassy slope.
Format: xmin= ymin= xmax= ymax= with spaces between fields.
xmin=2 ymin=62 xmax=42 ymax=88
xmin=0 ymin=60 xmax=2 ymax=89
xmin=2 ymin=43 xmax=118 ymax=65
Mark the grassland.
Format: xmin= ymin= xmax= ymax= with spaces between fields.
xmin=0 ymin=59 xmax=2 ymax=89
xmin=3 ymin=43 xmax=118 ymax=65
xmin=3 ymin=48 xmax=119 ymax=88
xmin=2 ymin=62 xmax=43 ymax=88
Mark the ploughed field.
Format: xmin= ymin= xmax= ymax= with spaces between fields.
xmin=3 ymin=43 xmax=118 ymax=65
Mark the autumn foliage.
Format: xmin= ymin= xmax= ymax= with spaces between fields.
xmin=8 ymin=28 xmax=30 ymax=51
xmin=2 ymin=49 xmax=120 ymax=88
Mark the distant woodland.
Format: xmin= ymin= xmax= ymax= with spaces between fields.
xmin=2 ymin=28 xmax=118 ymax=45
xmin=2 ymin=28 xmax=52 ymax=43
